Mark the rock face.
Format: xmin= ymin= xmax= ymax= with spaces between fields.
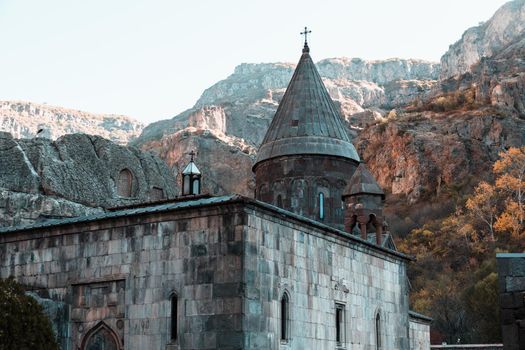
xmin=440 ymin=0 xmax=525 ymax=79
xmin=473 ymin=34 xmax=525 ymax=116
xmin=316 ymin=57 xmax=440 ymax=85
xmin=355 ymin=110 xmax=525 ymax=204
xmin=0 ymin=189 xmax=101 ymax=228
xmin=0 ymin=100 xmax=144 ymax=144
xmin=0 ymin=132 xmax=178 ymax=227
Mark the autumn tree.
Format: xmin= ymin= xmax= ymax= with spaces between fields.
xmin=466 ymin=182 xmax=498 ymax=241
xmin=493 ymin=147 xmax=525 ymax=239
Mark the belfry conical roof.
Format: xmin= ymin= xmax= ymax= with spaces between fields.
xmin=253 ymin=44 xmax=360 ymax=169
xmin=343 ymin=163 xmax=384 ymax=198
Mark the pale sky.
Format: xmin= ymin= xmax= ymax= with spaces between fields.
xmin=0 ymin=0 xmax=509 ymax=123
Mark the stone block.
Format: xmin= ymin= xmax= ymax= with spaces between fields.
xmin=213 ymin=283 xmax=244 ymax=298
xmin=191 ymin=244 xmax=208 ymax=257
xmin=507 ymin=277 xmax=525 ymax=292
xmin=501 ymin=324 xmax=519 ymax=346
xmin=194 ymin=284 xmax=212 ymax=300
xmin=216 ymin=331 xmax=243 ymax=348
xmin=501 ymin=309 xmax=517 ymax=325
xmin=510 ymin=257 xmax=525 ymax=276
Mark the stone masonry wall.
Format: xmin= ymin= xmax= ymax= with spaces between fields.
xmin=497 ymin=253 xmax=525 ymax=350
xmin=0 ymin=203 xmax=247 ymax=350
xmin=0 ymin=199 xmax=412 ymax=349
xmin=410 ymin=318 xmax=430 ymax=350
xmin=241 ymin=205 xmax=410 ymax=349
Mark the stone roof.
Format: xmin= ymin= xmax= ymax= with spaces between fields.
xmin=254 ymin=44 xmax=360 ymax=169
xmin=343 ymin=163 xmax=384 ymax=198
xmin=0 ymin=195 xmax=237 ymax=234
xmin=0 ymin=194 xmax=410 ymax=261
xmin=408 ymin=310 xmax=433 ymax=323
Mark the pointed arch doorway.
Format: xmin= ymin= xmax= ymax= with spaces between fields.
xmin=81 ymin=322 xmax=121 ymax=350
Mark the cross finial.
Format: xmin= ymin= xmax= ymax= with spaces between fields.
xmin=300 ymin=26 xmax=311 ymax=53
xmin=188 ymin=150 xmax=196 ymax=162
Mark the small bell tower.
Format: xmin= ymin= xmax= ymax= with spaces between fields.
xmin=342 ymin=163 xmax=385 ymax=245
xmin=181 ymin=151 xmax=201 ymax=196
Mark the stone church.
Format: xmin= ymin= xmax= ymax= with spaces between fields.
xmin=0 ymin=39 xmax=431 ymax=349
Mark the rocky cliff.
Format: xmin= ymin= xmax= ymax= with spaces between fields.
xmin=0 ymin=100 xmax=144 ymax=144
xmin=0 ymin=132 xmax=178 ymax=227
xmin=473 ymin=33 xmax=525 ymax=116
xmin=440 ymin=0 xmax=525 ymax=79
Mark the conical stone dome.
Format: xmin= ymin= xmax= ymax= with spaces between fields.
xmin=253 ymin=42 xmax=361 ymax=230
xmin=253 ymin=44 xmax=359 ymax=170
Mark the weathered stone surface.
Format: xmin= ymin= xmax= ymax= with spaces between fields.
xmin=0 ymin=131 xmax=40 ymax=193
xmin=0 ymin=189 xmax=102 ymax=227
xmin=383 ymin=80 xmax=437 ymax=108
xmin=440 ymin=0 xmax=525 ymax=79
xmin=255 ymin=155 xmax=358 ymax=230
xmin=0 ymin=133 xmax=178 ymax=227
xmin=244 ymin=206 xmax=410 ymax=349
xmin=0 ymin=100 xmax=143 ymax=144
xmin=354 ymin=111 xmax=525 ymax=204
xmin=409 ymin=317 xmax=431 ymax=350
xmin=473 ymin=34 xmax=525 ymax=116
xmin=317 ymin=57 xmax=440 ymax=85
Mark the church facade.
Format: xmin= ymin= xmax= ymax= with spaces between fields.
xmin=0 ymin=39 xmax=430 ymax=349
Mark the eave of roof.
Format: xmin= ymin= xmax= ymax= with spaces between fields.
xmin=0 ymin=194 xmax=412 ymax=262
xmin=409 ymin=310 xmax=433 ymax=323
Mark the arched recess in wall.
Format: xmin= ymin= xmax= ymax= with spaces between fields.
xmin=375 ymin=309 xmax=382 ymax=350
xmin=276 ymin=195 xmax=283 ymax=208
xmin=280 ymin=291 xmax=290 ymax=342
xmin=117 ymin=169 xmax=134 ymax=197
xmin=258 ymin=183 xmax=269 ymax=200
xmin=272 ymin=180 xmax=286 ymax=208
xmin=170 ymin=291 xmax=179 ymax=343
xmin=81 ymin=321 xmax=121 ymax=350
xmin=316 ymin=181 xmax=330 ymax=221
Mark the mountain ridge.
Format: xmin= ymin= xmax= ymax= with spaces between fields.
xmin=0 ymin=100 xmax=144 ymax=144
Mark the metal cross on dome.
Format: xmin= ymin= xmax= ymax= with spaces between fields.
xmin=300 ymin=26 xmax=312 ymax=45
xmin=188 ymin=150 xmax=196 ymax=161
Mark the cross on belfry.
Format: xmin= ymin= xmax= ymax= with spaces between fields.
xmin=188 ymin=150 xmax=196 ymax=161
xmin=300 ymin=26 xmax=312 ymax=45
